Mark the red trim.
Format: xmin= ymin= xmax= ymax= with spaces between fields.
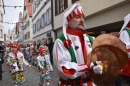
xmin=78 ymin=64 xmax=87 ymax=66
xmin=79 ymin=77 xmax=83 ymax=86
xmin=78 ymin=68 xmax=87 ymax=72
xmin=73 ymin=81 xmax=76 ymax=86
xmin=120 ymin=58 xmax=130 ymax=77
xmin=62 ymin=66 xmax=76 ymax=76
xmin=67 ymin=28 xmax=88 ymax=64
xmin=60 ymin=83 xmax=64 ymax=86
xmin=87 ymin=82 xmax=93 ymax=86
xmin=127 ymin=49 xmax=130 ymax=52
xmin=127 ymin=25 xmax=130 ymax=28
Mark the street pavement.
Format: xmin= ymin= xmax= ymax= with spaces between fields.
xmin=0 ymin=60 xmax=59 ymax=86
xmin=0 ymin=60 xmax=129 ymax=86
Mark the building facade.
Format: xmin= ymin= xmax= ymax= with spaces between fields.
xmin=0 ymin=0 xmax=5 ymax=44
xmin=31 ymin=0 xmax=54 ymax=45
xmin=53 ymin=0 xmax=130 ymax=38
xmin=22 ymin=0 xmax=33 ymax=45
xmin=17 ymin=12 xmax=24 ymax=44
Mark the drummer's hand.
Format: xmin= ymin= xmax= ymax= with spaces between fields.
xmin=90 ymin=61 xmax=103 ymax=75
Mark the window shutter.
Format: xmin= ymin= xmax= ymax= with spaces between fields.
xmin=33 ymin=24 xmax=35 ymax=34
xmin=44 ymin=13 xmax=47 ymax=26
xmin=42 ymin=14 xmax=44 ymax=28
xmin=37 ymin=19 xmax=40 ymax=30
xmin=44 ymin=13 xmax=45 ymax=26
xmin=49 ymin=8 xmax=52 ymax=23
xmin=55 ymin=0 xmax=58 ymax=16
xmin=40 ymin=17 xmax=42 ymax=28
xmin=64 ymin=0 xmax=68 ymax=9
xmin=35 ymin=23 xmax=37 ymax=33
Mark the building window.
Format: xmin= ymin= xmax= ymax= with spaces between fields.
xmin=46 ymin=7 xmax=52 ymax=24
xmin=28 ymin=32 xmax=30 ymax=38
xmin=46 ymin=9 xmax=49 ymax=24
xmin=42 ymin=14 xmax=45 ymax=27
xmin=38 ymin=19 xmax=40 ymax=30
xmin=0 ymin=13 xmax=3 ymax=22
xmin=33 ymin=24 xmax=36 ymax=34
xmin=72 ymin=0 xmax=79 ymax=4
xmin=44 ymin=13 xmax=47 ymax=26
xmin=59 ymin=0 xmax=64 ymax=13
xmin=40 ymin=17 xmax=42 ymax=29
xmin=55 ymin=0 xmax=68 ymax=16
xmin=33 ymin=2 xmax=35 ymax=13
xmin=49 ymin=7 xmax=52 ymax=23
xmin=35 ymin=23 xmax=37 ymax=33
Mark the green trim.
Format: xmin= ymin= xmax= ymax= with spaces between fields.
xmin=57 ymin=34 xmax=94 ymax=63
xmin=86 ymin=34 xmax=93 ymax=44
xmin=124 ymin=28 xmax=130 ymax=35
xmin=58 ymin=34 xmax=77 ymax=63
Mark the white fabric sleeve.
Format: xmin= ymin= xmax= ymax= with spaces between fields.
xmin=37 ymin=56 xmax=43 ymax=69
xmin=53 ymin=39 xmax=89 ymax=80
xmin=119 ymin=30 xmax=130 ymax=49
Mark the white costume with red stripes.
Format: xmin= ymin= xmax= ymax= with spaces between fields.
xmin=53 ymin=27 xmax=96 ymax=86
xmin=53 ymin=3 xmax=103 ymax=86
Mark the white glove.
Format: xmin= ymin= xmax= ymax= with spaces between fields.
xmin=90 ymin=61 xmax=103 ymax=75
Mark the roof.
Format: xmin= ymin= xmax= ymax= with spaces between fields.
xmin=26 ymin=0 xmax=32 ymax=17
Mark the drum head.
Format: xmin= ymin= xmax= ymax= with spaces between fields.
xmin=89 ymin=45 xmax=121 ymax=86
xmin=92 ymin=34 xmax=128 ymax=69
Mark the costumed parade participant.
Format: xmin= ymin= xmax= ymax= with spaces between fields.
xmin=53 ymin=3 xmax=103 ymax=86
xmin=39 ymin=39 xmax=49 ymax=55
xmin=25 ymin=44 xmax=31 ymax=62
xmin=7 ymin=43 xmax=31 ymax=86
xmin=37 ymin=47 xmax=53 ymax=86
xmin=38 ymin=39 xmax=50 ymax=71
xmin=118 ymin=13 xmax=130 ymax=86
xmin=30 ymin=41 xmax=38 ymax=66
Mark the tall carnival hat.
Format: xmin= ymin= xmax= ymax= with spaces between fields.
xmin=120 ymin=13 xmax=130 ymax=33
xmin=63 ymin=3 xmax=85 ymax=39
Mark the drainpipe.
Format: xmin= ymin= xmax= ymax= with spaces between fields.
xmin=51 ymin=0 xmax=57 ymax=41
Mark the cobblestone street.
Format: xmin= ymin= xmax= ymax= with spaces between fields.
xmin=0 ymin=60 xmax=59 ymax=86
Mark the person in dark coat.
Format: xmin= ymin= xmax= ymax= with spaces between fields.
xmin=0 ymin=45 xmax=5 ymax=81
xmin=48 ymin=40 xmax=54 ymax=65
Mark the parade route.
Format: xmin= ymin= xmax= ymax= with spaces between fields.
xmin=0 ymin=61 xmax=129 ymax=86
xmin=0 ymin=60 xmax=59 ymax=86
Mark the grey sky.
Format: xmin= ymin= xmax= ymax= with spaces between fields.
xmin=3 ymin=0 xmax=24 ymax=34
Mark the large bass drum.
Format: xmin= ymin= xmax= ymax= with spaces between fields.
xmin=87 ymin=34 xmax=128 ymax=86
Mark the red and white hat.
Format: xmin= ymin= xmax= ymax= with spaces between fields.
xmin=63 ymin=3 xmax=85 ymax=39
xmin=12 ymin=43 xmax=20 ymax=50
xmin=39 ymin=47 xmax=46 ymax=53
xmin=120 ymin=13 xmax=130 ymax=33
